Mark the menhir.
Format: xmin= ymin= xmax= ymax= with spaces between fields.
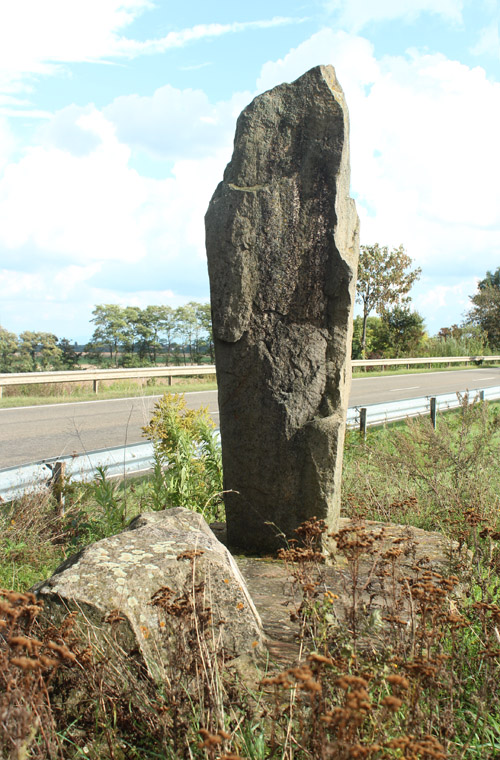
xmin=205 ymin=65 xmax=359 ymax=553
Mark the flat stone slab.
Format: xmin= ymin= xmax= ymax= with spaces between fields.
xmin=234 ymin=518 xmax=463 ymax=666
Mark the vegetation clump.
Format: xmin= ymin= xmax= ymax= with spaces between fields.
xmin=1 ymin=395 xmax=500 ymax=757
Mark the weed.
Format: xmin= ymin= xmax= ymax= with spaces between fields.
xmin=143 ymin=393 xmax=224 ymax=522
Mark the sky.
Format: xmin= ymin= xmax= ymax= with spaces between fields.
xmin=0 ymin=0 xmax=498 ymax=342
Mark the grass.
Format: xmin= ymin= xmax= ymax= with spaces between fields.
xmin=342 ymin=397 xmax=500 ymax=534
xmin=0 ymin=376 xmax=218 ymax=409
xmin=1 ymin=395 xmax=500 ymax=757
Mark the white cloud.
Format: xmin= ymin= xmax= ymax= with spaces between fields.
xmin=0 ymin=109 xmax=149 ymax=263
xmin=257 ymin=29 xmax=500 ymax=286
xmin=0 ymin=98 xmax=229 ymax=337
xmin=41 ymin=105 xmax=103 ymax=156
xmin=0 ymin=1 xmax=151 ymax=80
xmin=117 ymin=17 xmax=308 ymax=56
xmin=0 ymin=117 xmax=16 ymax=171
xmin=53 ymin=263 xmax=102 ymax=294
xmin=416 ymin=279 xmax=476 ymax=312
xmin=104 ymin=85 xmax=249 ymax=160
xmin=0 ymin=2 xmax=305 ymax=104
xmin=412 ymin=277 xmax=481 ymax=331
xmin=257 ymin=29 xmax=378 ymax=94
xmin=470 ymin=22 xmax=500 ymax=58
xmin=324 ymin=0 xmax=464 ymax=31
xmin=0 ymin=268 xmax=42 ymax=298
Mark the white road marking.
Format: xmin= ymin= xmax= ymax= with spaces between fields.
xmin=0 ymin=389 xmax=218 ymax=413
xmin=389 ymin=386 xmax=420 ymax=392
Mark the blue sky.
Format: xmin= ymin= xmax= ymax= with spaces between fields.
xmin=0 ymin=0 xmax=498 ymax=342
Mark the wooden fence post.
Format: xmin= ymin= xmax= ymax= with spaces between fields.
xmin=360 ymin=407 xmax=367 ymax=440
xmin=430 ymin=397 xmax=437 ymax=429
xmin=51 ymin=461 xmax=66 ymax=516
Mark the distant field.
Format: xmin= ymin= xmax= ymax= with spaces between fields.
xmin=0 ymin=375 xmax=217 ymax=409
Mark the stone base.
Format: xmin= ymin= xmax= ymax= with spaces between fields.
xmin=224 ymin=519 xmax=468 ymax=666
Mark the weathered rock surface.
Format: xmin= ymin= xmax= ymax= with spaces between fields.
xmin=33 ymin=508 xmax=264 ymax=680
xmin=236 ymin=518 xmax=468 ymax=666
xmin=205 ymin=65 xmax=359 ymax=553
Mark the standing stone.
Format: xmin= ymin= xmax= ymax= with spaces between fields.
xmin=205 ymin=65 xmax=359 ymax=553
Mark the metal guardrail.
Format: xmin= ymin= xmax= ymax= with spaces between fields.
xmin=0 ymin=442 xmax=156 ymax=503
xmin=1 ymin=385 xmax=499 ymax=504
xmin=0 ymin=364 xmax=216 ymax=396
xmin=351 ymin=355 xmax=500 ymax=368
xmin=1 ymin=356 xmax=499 ymax=396
xmin=346 ymin=385 xmax=500 ymax=429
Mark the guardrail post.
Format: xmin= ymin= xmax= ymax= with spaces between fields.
xmin=168 ymin=376 xmax=172 ymax=386
xmin=430 ymin=397 xmax=437 ymax=429
xmin=51 ymin=461 xmax=66 ymax=516
xmin=0 ymin=386 xmax=2 ymax=398
xmin=359 ymin=408 xmax=367 ymax=440
xmin=479 ymin=390 xmax=485 ymax=402
xmin=93 ymin=380 xmax=99 ymax=393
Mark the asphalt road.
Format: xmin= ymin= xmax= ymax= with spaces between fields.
xmin=1 ymin=368 xmax=499 ymax=469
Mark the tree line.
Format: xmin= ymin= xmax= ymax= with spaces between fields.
xmin=0 ymin=302 xmax=213 ymax=373
xmin=1 ymin=252 xmax=498 ymax=373
xmin=0 ymin=330 xmax=80 ymax=373
xmin=85 ymin=302 xmax=213 ymax=367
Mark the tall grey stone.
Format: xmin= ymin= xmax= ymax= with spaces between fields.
xmin=205 ymin=65 xmax=359 ymax=553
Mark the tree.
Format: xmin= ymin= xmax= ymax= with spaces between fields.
xmin=0 ymin=327 xmax=18 ymax=372
xmin=18 ymin=331 xmax=62 ymax=371
xmin=89 ymin=305 xmax=128 ymax=366
xmin=175 ymin=303 xmax=198 ymax=364
xmin=351 ymin=316 xmax=388 ymax=359
xmin=356 ymin=244 xmax=421 ymax=357
xmin=467 ymin=267 xmax=500 ymax=349
xmin=158 ymin=306 xmax=177 ymax=365
xmin=430 ymin=324 xmax=490 ymax=357
xmin=58 ymin=338 xmax=81 ymax=369
xmin=196 ymin=302 xmax=214 ymax=362
xmin=141 ymin=305 xmax=166 ymax=363
xmin=380 ymin=306 xmax=426 ymax=357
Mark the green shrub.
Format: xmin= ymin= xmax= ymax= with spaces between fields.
xmin=142 ymin=392 xmax=223 ymax=522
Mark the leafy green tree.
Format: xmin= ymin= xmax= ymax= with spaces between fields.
xmin=121 ymin=306 xmax=141 ymax=357
xmin=175 ymin=303 xmax=198 ymax=364
xmin=196 ymin=302 xmax=213 ymax=362
xmin=18 ymin=331 xmax=62 ymax=371
xmin=89 ymin=305 xmax=128 ymax=366
xmin=356 ymin=244 xmax=421 ymax=357
xmin=0 ymin=327 xmax=18 ymax=373
xmin=467 ymin=267 xmax=500 ymax=349
xmin=58 ymin=338 xmax=81 ymax=369
xmin=380 ymin=306 xmax=426 ymax=357
xmin=141 ymin=305 xmax=166 ymax=363
xmin=351 ymin=316 xmax=388 ymax=359
xmin=158 ymin=305 xmax=178 ymax=365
